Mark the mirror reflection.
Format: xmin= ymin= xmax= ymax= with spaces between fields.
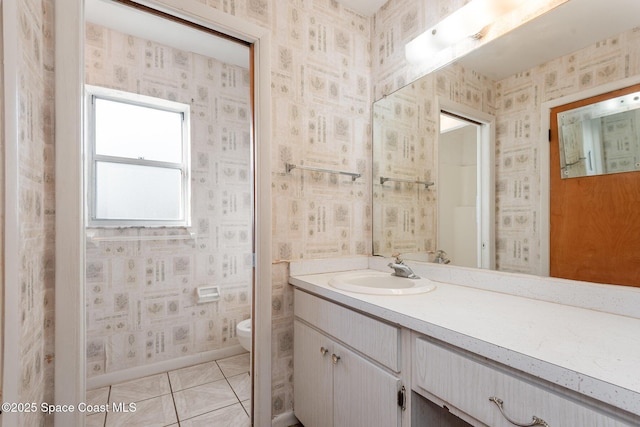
xmin=558 ymin=89 xmax=640 ymax=178
xmin=438 ymin=113 xmax=480 ymax=268
xmin=372 ymin=67 xmax=495 ymax=268
xmin=372 ymin=0 xmax=640 ymax=283
xmin=372 ymin=79 xmax=436 ymax=259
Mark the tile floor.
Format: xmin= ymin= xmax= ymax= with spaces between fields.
xmin=85 ymin=353 xmax=251 ymax=427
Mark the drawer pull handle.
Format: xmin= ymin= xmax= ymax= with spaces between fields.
xmin=320 ymin=346 xmax=328 ymax=356
xmin=489 ymin=397 xmax=550 ymax=427
xmin=332 ymin=354 xmax=341 ymax=364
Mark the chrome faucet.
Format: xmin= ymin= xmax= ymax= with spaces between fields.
xmin=433 ymin=250 xmax=451 ymax=264
xmin=388 ymin=256 xmax=420 ymax=279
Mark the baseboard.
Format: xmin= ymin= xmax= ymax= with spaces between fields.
xmin=86 ymin=345 xmax=246 ymax=390
xmin=272 ymin=411 xmax=299 ymax=427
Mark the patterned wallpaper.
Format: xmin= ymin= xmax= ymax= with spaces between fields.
xmin=373 ymin=0 xmax=468 ymax=97
xmin=269 ymin=2 xmax=371 ymax=263
xmin=373 ymin=79 xmax=436 ymax=256
xmin=84 ymin=23 xmax=253 ymax=378
xmin=494 ymin=25 xmax=640 ymax=274
xmin=9 ymin=0 xmax=369 ymax=420
xmin=372 ymin=63 xmax=495 ymax=257
xmin=266 ymin=1 xmax=372 ymax=416
xmin=84 ymin=2 xmax=371 ymax=416
xmin=14 ymin=0 xmax=56 ymax=425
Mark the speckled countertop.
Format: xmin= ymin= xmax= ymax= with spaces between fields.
xmin=289 ymin=263 xmax=640 ymax=419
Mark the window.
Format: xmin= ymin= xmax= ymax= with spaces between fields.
xmin=86 ymin=86 xmax=190 ymax=226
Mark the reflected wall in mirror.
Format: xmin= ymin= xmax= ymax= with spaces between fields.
xmin=372 ymin=65 xmax=496 ymax=267
xmin=372 ymin=78 xmax=436 ymax=258
xmin=558 ymin=84 xmax=640 ymax=179
xmin=372 ymin=0 xmax=640 ymax=283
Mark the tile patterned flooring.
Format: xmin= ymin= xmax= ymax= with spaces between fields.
xmin=85 ymin=353 xmax=251 ymax=427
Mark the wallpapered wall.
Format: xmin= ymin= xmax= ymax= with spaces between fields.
xmin=13 ymin=0 xmax=370 ymax=421
xmin=83 ymin=23 xmax=253 ymax=378
xmin=14 ymin=0 xmax=56 ymax=425
xmin=372 ymin=64 xmax=495 ymax=257
xmin=259 ymin=0 xmax=373 ymax=414
xmin=372 ymin=79 xmax=437 ymax=256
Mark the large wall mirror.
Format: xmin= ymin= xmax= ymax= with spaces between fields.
xmin=372 ymin=0 xmax=640 ymax=285
xmin=372 ymin=87 xmax=495 ymax=269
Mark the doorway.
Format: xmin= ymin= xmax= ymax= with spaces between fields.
xmin=83 ymin=1 xmax=255 ymax=424
xmin=436 ymin=99 xmax=495 ymax=270
xmin=438 ymin=112 xmax=481 ymax=268
xmin=55 ymin=1 xmax=272 ymax=425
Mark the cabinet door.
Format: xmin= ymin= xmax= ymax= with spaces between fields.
xmin=294 ymin=321 xmax=334 ymax=427
xmin=332 ymin=342 xmax=401 ymax=427
xmin=294 ymin=289 xmax=401 ymax=371
xmin=414 ymin=338 xmax=632 ymax=427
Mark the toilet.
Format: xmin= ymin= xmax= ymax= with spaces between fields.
xmin=237 ymin=318 xmax=252 ymax=352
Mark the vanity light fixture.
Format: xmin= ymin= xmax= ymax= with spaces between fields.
xmin=405 ymin=0 xmax=526 ymax=64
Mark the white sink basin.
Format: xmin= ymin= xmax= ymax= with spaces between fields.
xmin=329 ymin=271 xmax=436 ymax=295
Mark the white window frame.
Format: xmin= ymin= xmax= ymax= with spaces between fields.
xmin=86 ymin=85 xmax=191 ymax=227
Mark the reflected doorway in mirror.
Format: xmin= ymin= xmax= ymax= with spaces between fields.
xmin=437 ymin=99 xmax=496 ymax=270
xmin=439 ymin=112 xmax=481 ymax=268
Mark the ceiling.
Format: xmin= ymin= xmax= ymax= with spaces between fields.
xmin=457 ymin=0 xmax=640 ymax=80
xmin=85 ymin=0 xmax=250 ymax=68
xmin=338 ymin=0 xmax=388 ymax=16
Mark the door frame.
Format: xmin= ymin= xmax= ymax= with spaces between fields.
xmin=539 ymin=74 xmax=640 ymax=276
xmin=436 ymin=98 xmax=495 ymax=270
xmin=54 ymin=1 xmax=272 ymax=425
xmin=2 ymin=1 xmax=21 ymax=424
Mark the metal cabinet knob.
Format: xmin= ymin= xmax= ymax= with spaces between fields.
xmin=332 ymin=354 xmax=341 ymax=364
xmin=320 ymin=346 xmax=328 ymax=356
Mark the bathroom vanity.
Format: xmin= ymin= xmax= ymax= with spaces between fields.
xmin=289 ymin=258 xmax=640 ymax=427
xmin=294 ymin=290 xmax=403 ymax=426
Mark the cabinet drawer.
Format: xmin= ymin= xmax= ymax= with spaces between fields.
xmin=413 ymin=338 xmax=631 ymax=427
xmin=294 ymin=289 xmax=400 ymax=371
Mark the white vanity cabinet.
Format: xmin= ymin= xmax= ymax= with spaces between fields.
xmin=290 ymin=267 xmax=640 ymax=427
xmin=293 ymin=289 xmax=404 ymax=427
xmin=412 ymin=336 xmax=634 ymax=427
xmin=293 ymin=320 xmax=335 ymax=427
